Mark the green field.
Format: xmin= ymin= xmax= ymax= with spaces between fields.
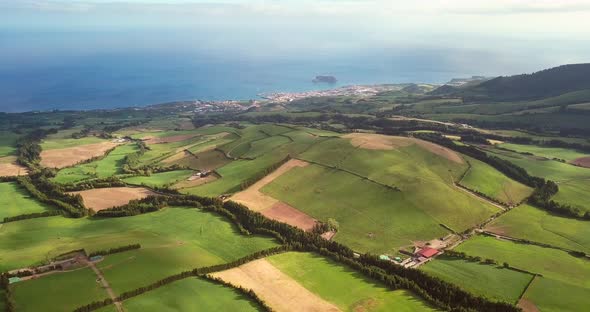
xmin=40 ymin=136 xmax=107 ymax=150
xmin=123 ymin=170 xmax=193 ymax=188
xmin=484 ymin=146 xmax=590 ymax=212
xmin=267 ymin=252 xmax=437 ymax=311
xmin=421 ymin=257 xmax=533 ymax=303
xmin=486 ymin=204 xmax=590 ymax=253
xmin=489 ymin=130 xmax=590 ymax=145
xmin=183 ymin=129 xmax=325 ymax=196
xmin=168 ymin=149 xmax=231 ymax=171
xmin=498 ymin=143 xmax=589 ymax=162
xmin=455 ymin=235 xmax=590 ymax=311
xmin=0 ymin=208 xmax=278 ymax=273
xmin=118 ymin=277 xmax=261 ymax=312
xmin=263 ymin=164 xmax=448 ymax=253
xmin=0 ymin=182 xmax=52 ymax=221
xmin=261 ymin=137 xmax=499 ymax=253
xmin=0 ymin=131 xmax=19 ymax=157
xmin=53 ymin=144 xmax=139 ymax=184
xmin=460 ymin=156 xmax=533 ymax=205
xmin=301 ymin=138 xmax=499 ymax=231
xmin=11 ymin=267 xmax=108 ymax=312
xmin=523 ymin=276 xmax=590 ymax=312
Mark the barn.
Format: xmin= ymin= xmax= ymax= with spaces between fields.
xmin=416 ymin=247 xmax=439 ymax=258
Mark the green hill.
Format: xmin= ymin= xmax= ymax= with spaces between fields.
xmin=455 ymin=63 xmax=590 ymax=102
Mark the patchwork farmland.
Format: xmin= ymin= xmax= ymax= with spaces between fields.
xmin=1 ymin=107 xmax=589 ymax=312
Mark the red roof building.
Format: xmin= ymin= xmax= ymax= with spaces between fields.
xmin=416 ymin=247 xmax=439 ymax=258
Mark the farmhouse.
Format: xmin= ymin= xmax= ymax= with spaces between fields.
xmin=416 ymin=247 xmax=440 ymax=258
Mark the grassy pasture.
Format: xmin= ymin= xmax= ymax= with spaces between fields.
xmin=420 ymin=257 xmax=533 ymax=303
xmin=267 ymin=252 xmax=437 ymax=311
xmin=523 ymin=276 xmax=590 ymax=312
xmin=485 ymin=146 xmax=590 ymax=212
xmin=0 ymin=131 xmax=19 ymax=157
xmin=488 ymin=130 xmax=590 ymax=145
xmin=456 ymin=235 xmax=590 ymax=311
xmin=0 ymin=182 xmax=52 ymax=221
xmin=486 ymin=204 xmax=590 ymax=253
xmin=119 ymin=277 xmax=261 ymax=312
xmin=263 ymin=164 xmax=449 ymax=253
xmin=0 ymin=208 xmax=278 ymax=273
xmin=40 ymin=136 xmax=107 ymax=150
xmin=296 ymin=137 xmax=498 ymax=233
xmin=498 ymin=142 xmax=589 ymax=161
xmin=169 ymin=149 xmax=230 ymax=171
xmin=183 ymin=130 xmax=325 ymax=196
xmin=122 ymin=170 xmax=193 ymax=188
xmin=11 ymin=267 xmax=107 ymax=312
xmin=455 ymin=235 xmax=590 ymax=290
xmin=460 ymin=156 xmax=532 ymax=205
xmin=242 ymin=135 xmax=291 ymax=159
xmin=135 ymin=136 xmax=209 ymax=167
xmin=53 ymin=144 xmax=139 ymax=184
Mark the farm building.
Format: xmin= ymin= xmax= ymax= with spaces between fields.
xmin=89 ymin=255 xmax=103 ymax=262
xmin=416 ymin=247 xmax=439 ymax=258
xmin=8 ymin=277 xmax=21 ymax=284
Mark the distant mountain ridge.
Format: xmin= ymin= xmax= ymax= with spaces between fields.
xmin=431 ymin=63 xmax=590 ymax=102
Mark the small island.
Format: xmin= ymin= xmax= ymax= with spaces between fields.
xmin=312 ymin=75 xmax=337 ymax=84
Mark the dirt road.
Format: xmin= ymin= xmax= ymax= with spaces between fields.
xmin=85 ymin=259 xmax=123 ymax=312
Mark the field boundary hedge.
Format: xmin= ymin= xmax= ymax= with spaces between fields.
xmin=72 ymin=246 xmax=288 ymax=312
xmin=89 ymin=193 xmax=518 ymax=312
xmin=88 ymin=244 xmax=141 ymax=258
xmin=2 ymin=210 xmax=62 ymax=223
xmin=293 ymin=156 xmax=401 ymax=192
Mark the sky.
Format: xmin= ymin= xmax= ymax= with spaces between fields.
xmin=0 ymin=0 xmax=589 ymax=77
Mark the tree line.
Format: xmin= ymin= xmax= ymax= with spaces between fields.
xmin=528 ymin=180 xmax=590 ymax=219
xmin=415 ymin=132 xmax=590 ymax=219
xmin=72 ymin=246 xmax=288 ymax=312
xmin=88 ymin=244 xmax=141 ymax=258
xmin=90 ymin=193 xmax=518 ymax=312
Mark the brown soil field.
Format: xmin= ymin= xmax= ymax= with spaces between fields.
xmin=261 ymin=202 xmax=318 ymax=231
xmin=69 ymin=187 xmax=156 ymax=211
xmin=517 ymin=298 xmax=540 ymax=312
xmin=40 ymin=142 xmax=119 ymax=169
xmin=571 ymin=156 xmax=590 ymax=168
xmin=211 ymin=259 xmax=340 ymax=312
xmin=231 ymin=159 xmax=309 ymax=211
xmin=343 ymin=133 xmax=464 ymax=164
xmin=143 ymin=134 xmax=199 ymax=144
xmin=0 ymin=157 xmax=28 ymax=177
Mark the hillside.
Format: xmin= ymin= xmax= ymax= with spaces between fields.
xmin=432 ymin=63 xmax=590 ymax=102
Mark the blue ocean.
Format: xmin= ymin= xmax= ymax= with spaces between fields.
xmin=0 ymin=32 xmax=475 ymax=112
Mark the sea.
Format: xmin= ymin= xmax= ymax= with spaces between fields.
xmin=0 ymin=37 xmax=476 ymax=113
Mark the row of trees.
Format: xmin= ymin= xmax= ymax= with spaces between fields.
xmin=17 ymin=176 xmax=86 ymax=217
xmin=528 ymin=181 xmax=590 ymax=219
xmin=239 ymin=155 xmax=291 ymax=190
xmin=414 ymin=132 xmax=545 ymax=187
xmin=91 ymin=194 xmax=518 ymax=311
xmin=416 ymin=132 xmax=590 ymax=219
xmin=3 ymin=210 xmax=62 ymax=223
xmin=88 ymin=244 xmax=141 ymax=257
xmin=73 ymin=246 xmax=288 ymax=312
